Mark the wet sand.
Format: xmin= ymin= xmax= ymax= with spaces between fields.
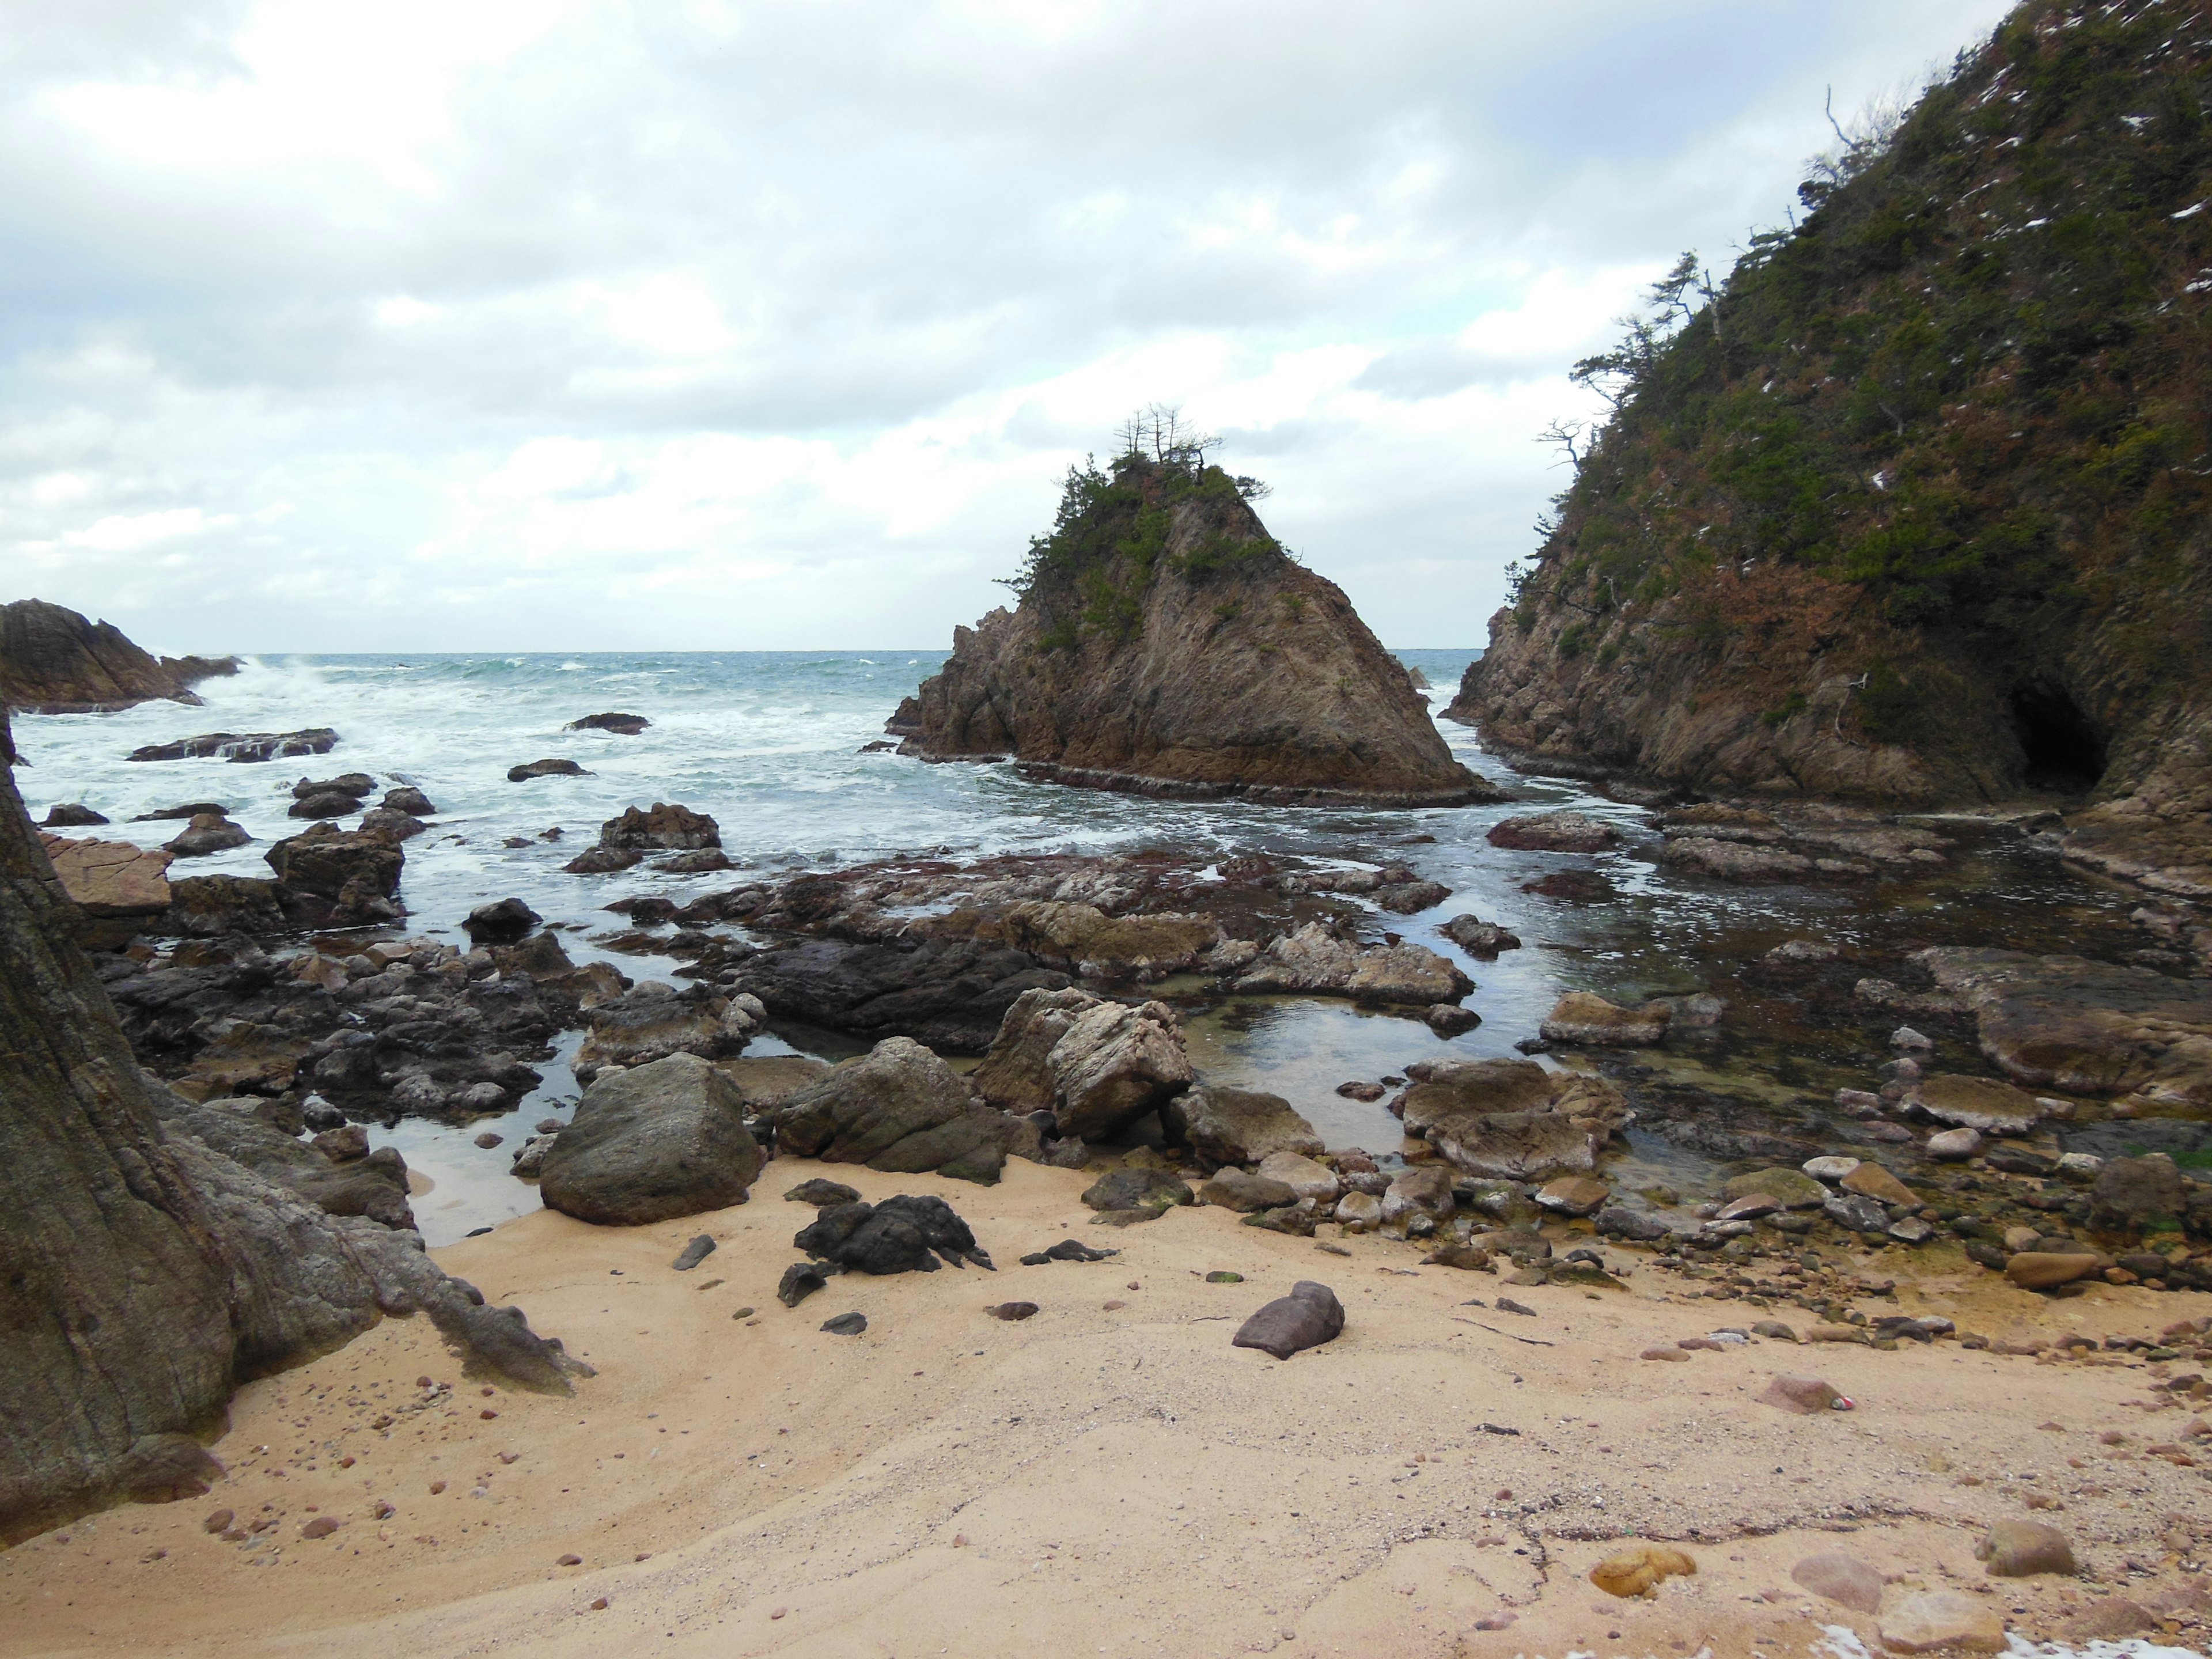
xmin=5 ymin=1157 xmax=2209 ymax=1658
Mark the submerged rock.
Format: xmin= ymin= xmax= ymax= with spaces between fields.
xmin=1486 ymin=811 xmax=1619 ymax=853
xmin=128 ymin=729 xmax=336 ymax=764
xmin=567 ymin=713 xmax=650 ymax=735
xmin=507 ymin=758 xmax=590 ymax=782
xmin=891 ymin=451 xmax=1499 ymax=807
xmin=1540 ymin=991 xmax=1671 ymax=1046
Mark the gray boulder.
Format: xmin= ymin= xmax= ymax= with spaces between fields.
xmin=771 ymin=1035 xmax=1006 ymax=1182
xmin=539 ymin=1052 xmax=763 ymax=1225
xmin=1164 ymin=1084 xmax=1323 ymax=1168
xmin=973 ymin=987 xmax=1193 ymax=1142
xmin=1232 ymin=1281 xmax=1345 ymax=1360
xmin=1396 ymin=1058 xmax=1631 ymax=1180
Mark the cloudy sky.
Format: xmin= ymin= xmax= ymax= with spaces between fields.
xmin=2 ymin=0 xmax=2014 ymax=654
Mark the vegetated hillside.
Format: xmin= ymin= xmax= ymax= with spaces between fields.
xmin=893 ymin=429 xmax=1494 ymax=806
xmin=1455 ymin=0 xmax=2212 ymax=886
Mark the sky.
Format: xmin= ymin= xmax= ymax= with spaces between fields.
xmin=1 ymin=0 xmax=2017 ymax=654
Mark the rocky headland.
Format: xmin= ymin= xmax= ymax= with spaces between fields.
xmin=0 ymin=599 xmax=236 ymax=715
xmin=1449 ymin=2 xmax=2212 ymax=901
xmin=892 ymin=449 xmax=1496 ymax=806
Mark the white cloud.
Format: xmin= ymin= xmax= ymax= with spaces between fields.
xmin=0 ymin=0 xmax=2017 ymax=652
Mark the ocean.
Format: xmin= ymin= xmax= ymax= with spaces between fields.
xmin=9 ymin=649 xmax=2115 ymax=1243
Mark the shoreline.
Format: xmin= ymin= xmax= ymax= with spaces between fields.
xmin=2 ymin=1153 xmax=2206 ymax=1658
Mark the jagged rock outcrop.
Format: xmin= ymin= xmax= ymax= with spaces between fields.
xmin=892 ymin=453 xmax=1498 ymax=806
xmin=0 ymin=599 xmax=235 ymax=715
xmin=1450 ymin=3 xmax=2212 ymax=896
xmin=0 ymin=710 xmax=577 ymax=1544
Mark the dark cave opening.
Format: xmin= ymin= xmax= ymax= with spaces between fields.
xmin=2009 ymin=683 xmax=2107 ymax=794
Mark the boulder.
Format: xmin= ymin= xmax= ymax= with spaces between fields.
xmin=1535 ymin=1175 xmax=1610 ymax=1217
xmin=2005 ymin=1252 xmax=2100 ymax=1290
xmin=1976 ymin=1518 xmax=2075 ymax=1577
xmin=890 ymin=454 xmax=1499 ymax=807
xmin=1199 ymin=1168 xmax=1298 ymax=1213
xmin=1163 ymin=1084 xmax=1322 ymax=1168
xmin=794 ymin=1194 xmax=990 ymax=1273
xmin=1396 ymin=1058 xmax=1630 ymax=1181
xmin=1486 ymin=811 xmax=1620 ymax=853
xmin=564 ymin=846 xmax=641 ymax=874
xmin=358 ymin=807 xmax=424 ymax=843
xmin=291 ymin=774 xmax=373 ymax=800
xmin=1722 ymin=1168 xmax=1828 ymax=1209
xmin=1660 ymin=838 xmax=1818 ymax=883
xmin=1424 ymin=1003 xmax=1481 ymax=1036
xmin=1439 ymin=914 xmax=1521 ymax=956
xmin=1256 ymin=1151 xmax=1340 ymax=1204
xmin=127 ymin=728 xmax=336 ymax=764
xmin=263 ymin=823 xmax=404 ymax=927
xmin=381 ymin=786 xmax=436 ymax=816
xmin=1906 ymin=1073 xmax=2041 ymax=1137
xmin=507 ymin=758 xmax=590 ymax=782
xmin=600 ymin=803 xmax=720 ymax=850
xmin=37 ymin=834 xmax=173 ymax=919
xmin=1880 ymin=1591 xmax=2005 ymax=1654
xmin=1757 ymin=1374 xmax=1843 ymax=1414
xmin=160 ymin=874 xmax=286 ymax=937
xmin=573 ymin=983 xmax=726 ymax=1077
xmin=1081 ymin=1167 xmax=1194 ymax=1215
xmin=566 ymin=713 xmax=650 ymax=735
xmin=538 ymin=1053 xmax=762 ymax=1225
xmin=1233 ymin=922 xmax=1473 ymax=1005
xmin=2090 ymin=1153 xmax=2189 ymax=1234
xmin=1926 ymin=1127 xmax=1983 ymax=1160
xmin=1540 ymin=991 xmax=1671 ymax=1046
xmin=0 ymin=599 xmax=236 ymax=713
xmin=287 ymin=791 xmax=359 ymax=820
xmin=1841 ymin=1162 xmax=1918 ymax=1206
xmin=971 ymin=987 xmax=1192 ymax=1140
xmin=771 ymin=1036 xmax=999 ymax=1180
xmin=1230 ymin=1281 xmax=1344 ymax=1359
xmin=464 ymin=897 xmax=541 ymax=945
xmin=40 ymin=804 xmax=108 ymax=827
xmin=996 ymin=900 xmax=1219 ymax=979
xmin=1041 ymin=999 xmax=1194 ymax=1142
xmin=1382 ymin=1163 xmax=1457 ymax=1228
xmin=1790 ymin=1552 xmax=1884 ymax=1614
xmin=162 ymin=813 xmax=249 ymax=858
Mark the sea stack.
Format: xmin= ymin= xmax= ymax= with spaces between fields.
xmin=892 ymin=444 xmax=1498 ymax=807
xmin=0 ymin=599 xmax=236 ymax=715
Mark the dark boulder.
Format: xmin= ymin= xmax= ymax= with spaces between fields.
xmin=600 ymin=802 xmax=720 ymax=850
xmin=358 ymin=807 xmax=425 ymax=842
xmin=287 ymin=791 xmax=360 ymax=820
xmin=794 ymin=1194 xmax=992 ymax=1273
xmin=1440 ymin=914 xmax=1522 ymax=956
xmin=770 ymin=1036 xmax=998 ymax=1179
xmin=567 ymin=713 xmax=650 ymax=736
xmin=783 ymin=1178 xmax=862 ymax=1207
xmin=41 ymin=804 xmax=108 ymax=828
xmin=159 ymin=874 xmax=287 ymax=937
xmin=564 ymin=846 xmax=642 ymax=874
xmin=507 ymin=758 xmax=590 ymax=782
xmin=539 ymin=1052 xmax=763 ymax=1226
xmin=131 ymin=802 xmax=230 ymax=821
xmin=264 ymin=823 xmax=404 ymax=927
xmin=464 ymin=897 xmax=541 ymax=946
xmin=163 ymin=814 xmax=251 ymax=858
xmin=1081 ymin=1167 xmax=1194 ymax=1216
xmin=381 ymin=786 xmax=437 ymax=816
xmin=291 ymin=774 xmax=374 ymax=801
xmin=1232 ymin=1281 xmax=1345 ymax=1359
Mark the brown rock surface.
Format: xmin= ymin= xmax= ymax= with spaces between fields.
xmin=1880 ymin=1590 xmax=2006 ymax=1653
xmin=0 ymin=599 xmax=234 ymax=714
xmin=36 ymin=834 xmax=172 ymax=918
xmin=892 ymin=453 xmax=1497 ymax=807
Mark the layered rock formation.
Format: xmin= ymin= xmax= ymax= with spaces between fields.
xmin=0 ymin=599 xmax=236 ymax=715
xmin=0 ymin=709 xmax=575 ymax=1543
xmin=1450 ymin=4 xmax=2212 ymax=893
xmin=892 ymin=453 xmax=1497 ymax=806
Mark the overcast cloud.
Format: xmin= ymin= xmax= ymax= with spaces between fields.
xmin=0 ymin=0 xmax=2014 ymax=653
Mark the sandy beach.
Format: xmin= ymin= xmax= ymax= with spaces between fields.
xmin=4 ymin=1154 xmax=2206 ymax=1659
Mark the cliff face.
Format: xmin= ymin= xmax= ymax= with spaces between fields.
xmin=1454 ymin=0 xmax=2212 ymax=857
xmin=0 ymin=599 xmax=236 ymax=714
xmin=0 ymin=710 xmax=574 ymax=1544
xmin=895 ymin=456 xmax=1496 ymax=806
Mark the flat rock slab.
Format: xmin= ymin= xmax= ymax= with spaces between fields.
xmin=37 ymin=834 xmax=172 ymax=915
xmin=1880 ymin=1590 xmax=2005 ymax=1653
xmin=1790 ymin=1551 xmax=1884 ymax=1613
xmin=1230 ymin=1281 xmax=1344 ymax=1360
xmin=1917 ymin=945 xmax=2212 ymax=1107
